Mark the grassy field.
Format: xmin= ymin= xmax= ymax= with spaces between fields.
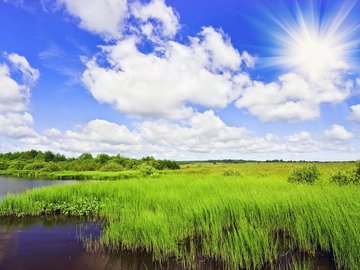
xmin=0 ymin=162 xmax=359 ymax=269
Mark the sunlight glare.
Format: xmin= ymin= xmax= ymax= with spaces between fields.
xmin=265 ymin=0 xmax=359 ymax=79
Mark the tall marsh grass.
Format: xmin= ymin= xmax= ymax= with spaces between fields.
xmin=0 ymin=162 xmax=359 ymax=269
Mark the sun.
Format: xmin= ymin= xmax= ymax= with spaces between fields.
xmin=265 ymin=0 xmax=358 ymax=79
xmin=289 ymin=32 xmax=344 ymax=78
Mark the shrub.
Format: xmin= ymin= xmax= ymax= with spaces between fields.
xmin=0 ymin=161 xmax=9 ymax=170
xmin=41 ymin=162 xmax=61 ymax=172
xmin=330 ymin=170 xmax=355 ymax=185
xmin=287 ymin=164 xmax=321 ymax=184
xmin=222 ymin=169 xmax=242 ymax=177
xmin=23 ymin=162 xmax=46 ymax=170
xmin=7 ymin=161 xmax=26 ymax=170
xmin=138 ymin=164 xmax=157 ymax=176
xmin=100 ymin=162 xmax=125 ymax=172
xmin=330 ymin=161 xmax=360 ymax=185
xmin=68 ymin=160 xmax=99 ymax=171
xmin=354 ymin=161 xmax=360 ymax=183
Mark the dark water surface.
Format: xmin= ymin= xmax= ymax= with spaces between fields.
xmin=0 ymin=177 xmax=337 ymax=270
xmin=0 ymin=217 xmax=178 ymax=270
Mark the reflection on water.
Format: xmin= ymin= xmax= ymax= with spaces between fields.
xmin=0 ymin=217 xmax=185 ymax=270
xmin=0 ymin=176 xmax=74 ymax=199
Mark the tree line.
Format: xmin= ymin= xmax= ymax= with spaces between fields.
xmin=0 ymin=150 xmax=180 ymax=172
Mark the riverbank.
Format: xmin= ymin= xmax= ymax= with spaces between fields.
xmin=0 ymin=170 xmax=148 ymax=180
xmin=1 ymin=163 xmax=359 ymax=269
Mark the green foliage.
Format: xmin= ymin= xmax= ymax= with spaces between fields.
xmin=222 ymin=169 xmax=242 ymax=176
xmin=7 ymin=161 xmax=26 ymax=170
xmin=330 ymin=161 xmax=360 ymax=185
xmin=96 ymin=154 xmax=111 ymax=164
xmin=44 ymin=151 xmax=56 ymax=162
xmin=355 ymin=160 xmax=360 ymax=180
xmin=0 ymin=161 xmax=9 ymax=170
xmin=68 ymin=160 xmax=100 ymax=171
xmin=138 ymin=164 xmax=157 ymax=176
xmin=330 ymin=170 xmax=355 ymax=185
xmin=99 ymin=162 xmax=125 ymax=172
xmin=23 ymin=162 xmax=46 ymax=170
xmin=41 ymin=162 xmax=61 ymax=172
xmin=0 ymin=151 xmax=181 ymax=175
xmin=287 ymin=164 xmax=321 ymax=183
xmin=78 ymin=153 xmax=93 ymax=160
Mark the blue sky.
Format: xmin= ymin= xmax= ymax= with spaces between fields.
xmin=0 ymin=0 xmax=360 ymax=160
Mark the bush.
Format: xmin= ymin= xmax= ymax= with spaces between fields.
xmin=354 ymin=161 xmax=360 ymax=183
xmin=0 ymin=161 xmax=9 ymax=170
xmin=41 ymin=162 xmax=61 ymax=172
xmin=288 ymin=164 xmax=321 ymax=184
xmin=330 ymin=170 xmax=355 ymax=185
xmin=222 ymin=169 xmax=242 ymax=177
xmin=68 ymin=160 xmax=99 ymax=171
xmin=23 ymin=162 xmax=46 ymax=170
xmin=100 ymin=162 xmax=125 ymax=172
xmin=330 ymin=161 xmax=360 ymax=185
xmin=138 ymin=164 xmax=157 ymax=176
xmin=7 ymin=161 xmax=26 ymax=170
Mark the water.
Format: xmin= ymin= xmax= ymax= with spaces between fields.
xmin=0 ymin=176 xmax=73 ymax=199
xmin=0 ymin=176 xmax=337 ymax=270
xmin=0 ymin=217 xmax=185 ymax=270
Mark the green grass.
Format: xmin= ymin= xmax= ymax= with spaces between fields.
xmin=0 ymin=169 xmax=145 ymax=180
xmin=0 ymin=162 xmax=359 ymax=269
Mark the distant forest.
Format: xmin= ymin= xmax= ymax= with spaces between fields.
xmin=0 ymin=150 xmax=180 ymax=172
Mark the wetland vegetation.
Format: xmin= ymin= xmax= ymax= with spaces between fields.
xmin=0 ymin=155 xmax=359 ymax=269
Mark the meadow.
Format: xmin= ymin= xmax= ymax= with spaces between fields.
xmin=0 ymin=162 xmax=359 ymax=269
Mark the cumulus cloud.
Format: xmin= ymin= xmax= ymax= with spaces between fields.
xmin=324 ymin=124 xmax=354 ymax=141
xmin=349 ymin=104 xmax=360 ymax=121
xmin=83 ymin=27 xmax=252 ymax=119
xmin=21 ymin=111 xmax=282 ymax=158
xmin=0 ymin=64 xmax=29 ymax=112
xmin=235 ymin=72 xmax=352 ymax=122
xmin=0 ymin=53 xmax=39 ymax=139
xmin=36 ymin=119 xmax=140 ymax=155
xmin=14 ymin=112 xmax=356 ymax=160
xmin=131 ymin=0 xmax=179 ymax=40
xmin=56 ymin=0 xmax=180 ymax=41
xmin=57 ymin=0 xmax=128 ymax=40
xmin=0 ymin=113 xmax=36 ymax=138
xmin=56 ymin=0 xmax=354 ymax=125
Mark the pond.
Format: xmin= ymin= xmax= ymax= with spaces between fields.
xmin=0 ymin=176 xmax=75 ymax=199
xmin=0 ymin=176 xmax=183 ymax=270
xmin=0 ymin=176 xmax=337 ymax=270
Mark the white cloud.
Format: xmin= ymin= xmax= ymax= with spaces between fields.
xmin=37 ymin=119 xmax=140 ymax=155
xmin=236 ymin=72 xmax=352 ymax=122
xmin=57 ymin=0 xmax=128 ymax=40
xmin=0 ymin=64 xmax=29 ymax=112
xmin=7 ymin=53 xmax=40 ymax=84
xmin=324 ymin=124 xmax=354 ymax=141
xmin=349 ymin=104 xmax=360 ymax=121
xmin=131 ymin=0 xmax=179 ymax=39
xmin=83 ymin=27 xmax=250 ymax=119
xmin=286 ymin=131 xmax=311 ymax=143
xmin=23 ymin=111 xmax=283 ymax=158
xmin=0 ymin=53 xmax=39 ymax=139
xmin=0 ymin=113 xmax=36 ymax=138
xmin=3 ymin=111 xmax=359 ymax=161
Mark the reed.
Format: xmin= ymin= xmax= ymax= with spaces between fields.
xmin=0 ymin=162 xmax=359 ymax=269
